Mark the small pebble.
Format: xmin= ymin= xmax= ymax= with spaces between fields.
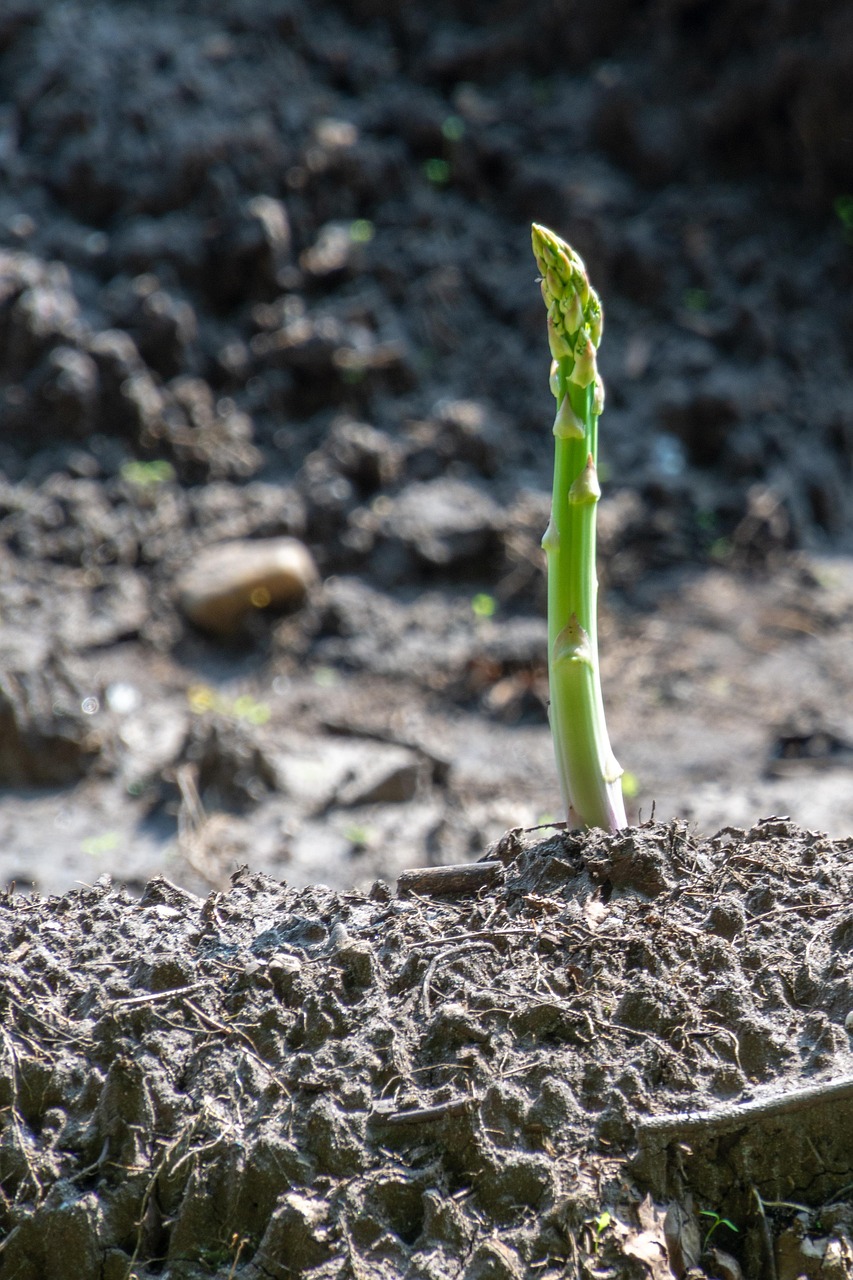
xmin=176 ymin=537 xmax=318 ymax=635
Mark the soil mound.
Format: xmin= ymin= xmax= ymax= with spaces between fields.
xmin=2 ymin=819 xmax=852 ymax=1279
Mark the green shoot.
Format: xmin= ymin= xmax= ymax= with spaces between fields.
xmin=471 ymin=592 xmax=497 ymax=619
xmin=700 ymin=1210 xmax=738 ymax=1250
xmin=594 ymin=1210 xmax=611 ymax=1248
xmin=120 ymin=458 xmax=176 ymax=487
xmin=531 ymin=223 xmax=626 ymax=833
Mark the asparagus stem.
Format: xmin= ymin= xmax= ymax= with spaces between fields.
xmin=532 ymin=223 xmax=626 ymax=833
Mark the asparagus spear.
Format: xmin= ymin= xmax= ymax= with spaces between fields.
xmin=532 ymin=223 xmax=627 ymax=832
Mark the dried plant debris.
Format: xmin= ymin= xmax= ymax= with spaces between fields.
xmin=1 ymin=819 xmax=852 ymax=1278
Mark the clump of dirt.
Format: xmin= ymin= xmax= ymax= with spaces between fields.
xmin=2 ymin=819 xmax=851 ymax=1279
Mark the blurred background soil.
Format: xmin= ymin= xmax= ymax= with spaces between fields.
xmin=1 ymin=0 xmax=852 ymax=896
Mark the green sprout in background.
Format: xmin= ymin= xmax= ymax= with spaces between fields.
xmin=700 ymin=1210 xmax=738 ymax=1250
xmin=471 ymin=592 xmax=497 ymax=619
xmin=532 ymin=223 xmax=627 ymax=833
xmin=593 ymin=1211 xmax=611 ymax=1252
xmin=187 ymin=684 xmax=271 ymax=726
xmin=349 ymin=218 xmax=374 ymax=244
xmin=120 ymin=458 xmax=176 ymax=487
xmin=423 ymin=157 xmax=451 ymax=185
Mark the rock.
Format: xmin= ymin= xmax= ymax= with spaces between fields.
xmin=176 ymin=537 xmax=318 ymax=635
xmin=703 ymin=1246 xmax=744 ymax=1280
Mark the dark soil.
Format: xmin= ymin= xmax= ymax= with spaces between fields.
xmin=2 ymin=820 xmax=853 ymax=1280
xmin=1 ymin=0 xmax=853 ymax=1275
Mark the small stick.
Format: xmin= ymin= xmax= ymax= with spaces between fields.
xmin=110 ymin=981 xmax=212 ymax=1010
xmin=417 ymin=927 xmax=538 ymax=947
xmin=181 ymin=997 xmax=272 ymax=1073
xmin=397 ymin=861 xmax=503 ymax=897
xmin=370 ymin=1097 xmax=472 ymax=1127
xmin=637 ymin=1073 xmax=853 ymax=1157
xmin=751 ymin=1185 xmax=779 ymax=1280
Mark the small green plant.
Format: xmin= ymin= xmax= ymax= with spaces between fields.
xmin=531 ymin=224 xmax=626 ymax=832
xmin=187 ymin=684 xmax=271 ymax=725
xmin=424 ymin=157 xmax=451 ymax=185
xmin=471 ymin=592 xmax=497 ymax=619
xmin=582 ymin=1209 xmax=613 ymax=1256
xmin=81 ymin=830 xmax=121 ymax=858
xmin=349 ymin=218 xmax=374 ymax=244
xmin=120 ymin=458 xmax=176 ymax=487
xmin=343 ymin=823 xmax=374 ymax=850
xmin=593 ymin=1210 xmax=612 ymax=1250
xmin=700 ymin=1209 xmax=738 ymax=1250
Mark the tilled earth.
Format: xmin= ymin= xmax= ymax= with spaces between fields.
xmin=1 ymin=820 xmax=852 ymax=1280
